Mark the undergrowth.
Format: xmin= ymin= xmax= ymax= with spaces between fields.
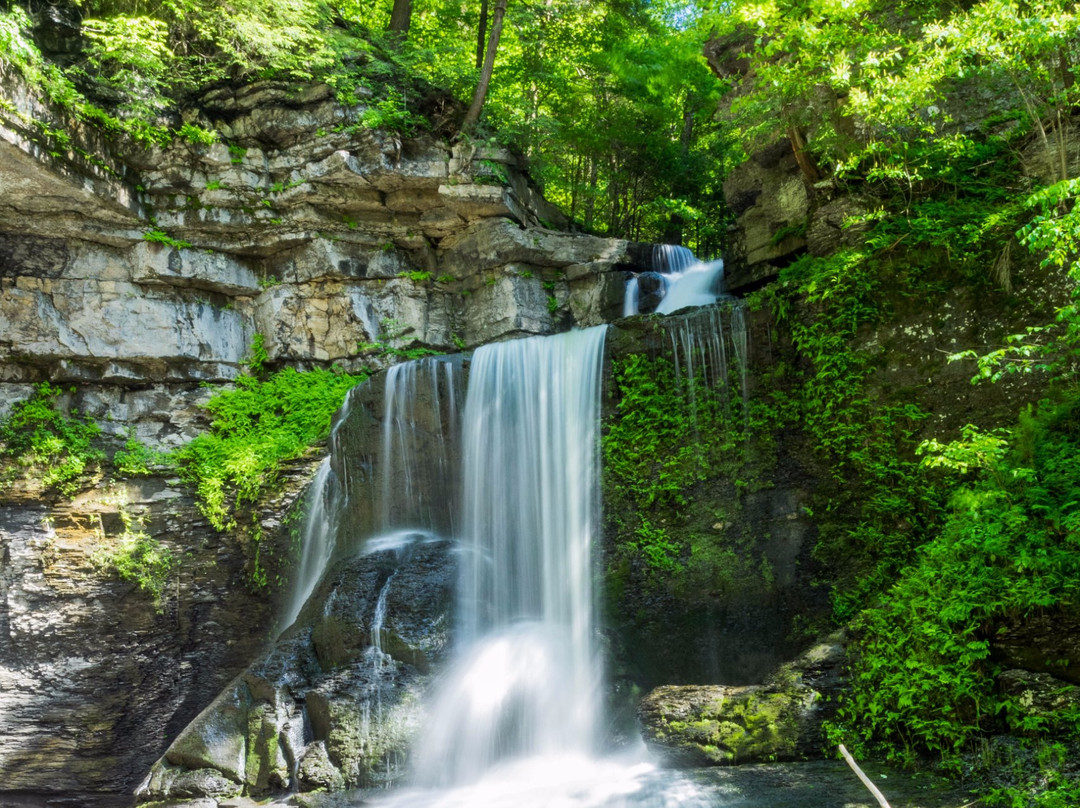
xmin=0 ymin=382 xmax=105 ymax=497
xmin=743 ymin=109 xmax=1080 ymax=803
xmin=174 ymin=366 xmax=365 ymax=534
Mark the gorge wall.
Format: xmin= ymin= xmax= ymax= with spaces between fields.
xmin=3 ymin=30 xmax=1080 ymax=807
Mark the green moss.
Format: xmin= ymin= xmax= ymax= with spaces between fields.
xmin=659 ymin=688 xmax=805 ymax=763
xmin=93 ymin=507 xmax=176 ymax=611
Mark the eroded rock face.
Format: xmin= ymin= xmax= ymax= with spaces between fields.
xmin=138 ymin=536 xmax=456 ymax=802
xmin=638 ymin=634 xmax=846 ymax=766
xmin=0 ymin=458 xmax=320 ymax=798
xmin=0 ymin=70 xmax=641 ymax=448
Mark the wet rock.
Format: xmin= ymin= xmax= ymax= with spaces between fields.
xmin=138 ymin=537 xmax=457 ymax=801
xmin=298 ymin=741 xmax=346 ymax=792
xmin=636 ymin=271 xmax=666 ymax=314
xmin=0 ymin=460 xmax=319 ymax=800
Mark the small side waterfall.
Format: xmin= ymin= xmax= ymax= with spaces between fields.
xmin=664 ymin=303 xmax=750 ymax=407
xmin=280 ymin=356 xmax=462 ymax=634
xmin=378 ymin=357 xmax=462 ymax=535
xmin=279 ymin=457 xmax=339 ymax=632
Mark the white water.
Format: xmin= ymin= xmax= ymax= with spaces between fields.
xmin=376 ymin=326 xmax=712 ymax=807
xmin=413 ymin=326 xmax=607 ymax=786
xmin=622 ymin=244 xmax=726 ymax=317
xmin=279 ymin=457 xmax=339 ymax=632
xmin=379 ymin=357 xmax=461 ymax=534
xmin=655 ymin=259 xmax=726 ymax=315
xmin=280 ymin=384 xmax=356 ymax=633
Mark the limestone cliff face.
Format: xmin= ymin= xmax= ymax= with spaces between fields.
xmin=0 ymin=69 xmax=635 ymax=446
xmin=0 ymin=69 xmax=644 ymax=802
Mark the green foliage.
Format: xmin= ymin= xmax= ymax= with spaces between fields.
xmin=0 ymin=382 xmax=104 ymax=497
xmin=707 ymin=0 xmax=1080 ymax=180
xmin=93 ymin=506 xmax=176 ymax=610
xmin=173 ymin=367 xmax=364 ymax=533
xmin=143 ymin=228 xmax=191 ymax=249
xmin=113 ymin=436 xmax=173 ymax=477
xmin=604 ymin=354 xmax=710 ymax=512
xmin=177 ymin=122 xmax=217 ymax=145
xmin=838 ymin=393 xmax=1080 ymax=758
xmin=397 ymin=270 xmax=433 ymax=282
xmin=357 ymin=318 xmax=443 ymax=361
xmin=946 ymin=179 xmax=1080 ymax=384
xmin=242 ymin=333 xmax=270 ymax=377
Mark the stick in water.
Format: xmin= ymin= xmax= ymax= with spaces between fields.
xmin=838 ymin=743 xmax=893 ymax=808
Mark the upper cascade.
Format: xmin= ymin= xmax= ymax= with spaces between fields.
xmin=623 ymin=244 xmax=726 ymax=317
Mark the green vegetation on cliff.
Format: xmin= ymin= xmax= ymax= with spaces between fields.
xmin=0 ymin=381 xmax=104 ymax=497
xmin=174 ymin=364 xmax=363 ymax=534
xmin=710 ymin=0 xmax=1080 ymax=798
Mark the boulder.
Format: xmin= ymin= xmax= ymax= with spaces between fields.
xmin=638 ymin=633 xmax=846 ymax=766
xmin=636 ymin=271 xmax=666 ymax=314
xmin=997 ymin=669 xmax=1080 ymax=732
xmin=137 ymin=536 xmax=457 ymax=801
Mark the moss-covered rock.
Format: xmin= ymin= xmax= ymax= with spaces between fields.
xmin=638 ymin=633 xmax=845 ymax=765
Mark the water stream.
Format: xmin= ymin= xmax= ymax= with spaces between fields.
xmin=623 ymin=244 xmax=726 ymax=317
xmin=367 ymin=326 xmax=711 ymax=806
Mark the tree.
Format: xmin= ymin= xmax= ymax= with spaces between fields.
xmin=476 ymin=0 xmax=489 ymax=70
xmin=389 ymin=0 xmax=413 ymax=37
xmin=460 ymin=0 xmax=507 ymax=135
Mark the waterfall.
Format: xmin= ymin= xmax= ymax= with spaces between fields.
xmin=279 ymin=457 xmax=339 ymax=632
xmin=369 ymin=326 xmax=712 ymax=808
xmin=663 ymin=302 xmax=750 ymax=408
xmin=378 ymin=357 xmax=462 ymax=535
xmin=654 ymin=259 xmax=726 ymax=315
xmin=413 ymin=325 xmax=607 ymax=785
xmin=280 ymin=356 xmax=462 ymax=633
xmin=622 ymin=244 xmax=726 ymax=317
xmin=284 ymin=326 xmax=716 ymax=805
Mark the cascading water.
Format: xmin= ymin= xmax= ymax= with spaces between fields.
xmin=655 ymin=258 xmax=726 ymax=315
xmin=413 ymin=326 xmax=607 ymax=786
xmin=378 ymin=357 xmax=461 ymax=534
xmin=664 ymin=303 xmax=750 ymax=409
xmin=623 ymin=244 xmax=726 ymax=317
xmin=280 ymin=356 xmax=461 ymax=635
xmin=372 ymin=326 xmax=712 ymax=808
xmin=279 ymin=388 xmax=355 ymax=633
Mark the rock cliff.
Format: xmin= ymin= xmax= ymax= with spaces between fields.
xmin=0 ymin=68 xmax=647 ymax=803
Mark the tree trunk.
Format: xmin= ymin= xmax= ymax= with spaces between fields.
xmin=460 ymin=0 xmax=508 ymax=136
xmin=788 ymin=126 xmax=821 ymax=183
xmin=389 ymin=0 xmax=413 ymax=36
xmin=585 ymin=157 xmax=598 ymax=231
xmin=476 ymin=0 xmax=489 ymax=70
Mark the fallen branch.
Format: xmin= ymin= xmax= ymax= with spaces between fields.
xmin=838 ymin=743 xmax=893 ymax=808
